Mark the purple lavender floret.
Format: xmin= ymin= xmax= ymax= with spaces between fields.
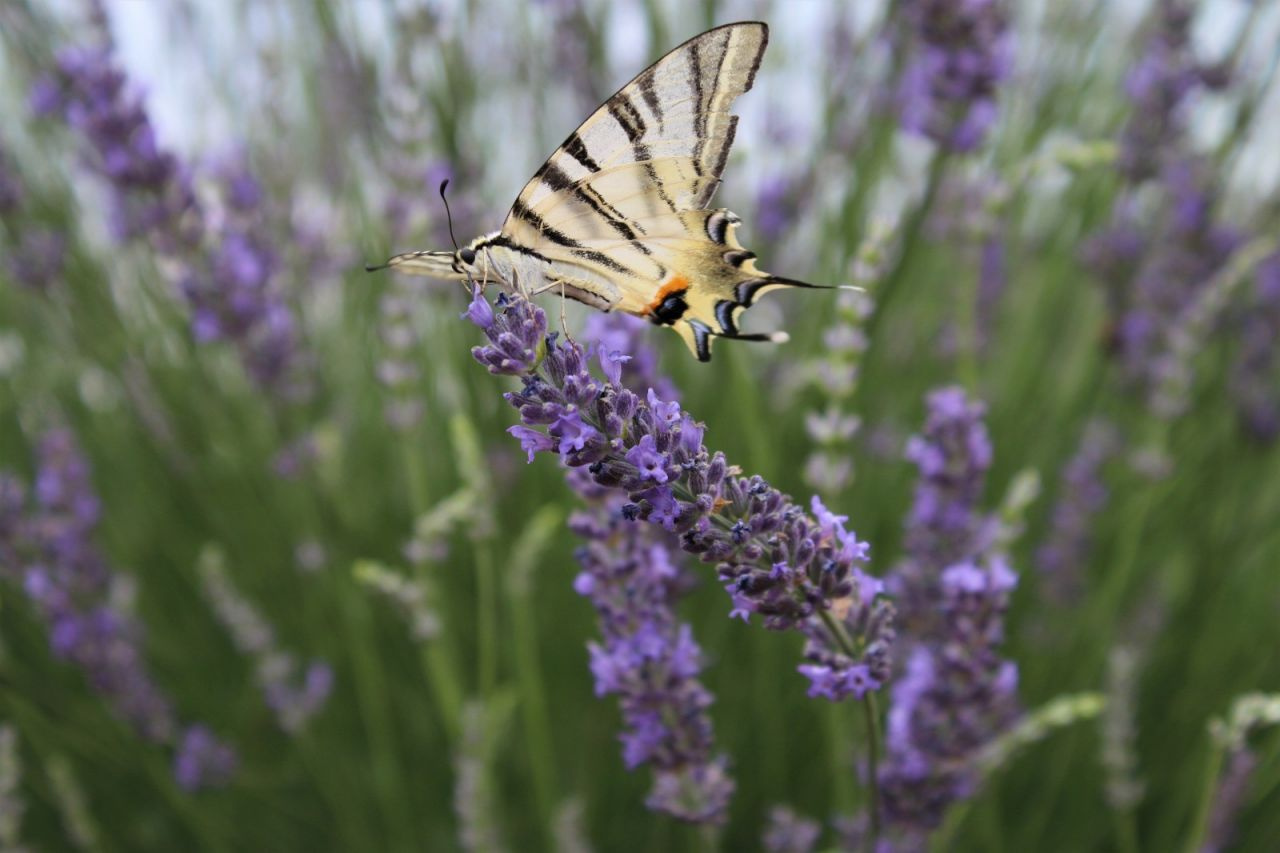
xmin=1036 ymin=420 xmax=1120 ymax=603
xmin=0 ymin=430 xmax=235 ymax=788
xmin=896 ymin=0 xmax=1013 ymax=152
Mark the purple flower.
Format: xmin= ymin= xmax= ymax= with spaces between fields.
xmin=762 ymin=806 xmax=822 ymax=853
xmin=470 ymin=295 xmax=547 ymax=375
xmin=173 ymin=725 xmax=237 ymax=792
xmin=573 ymin=480 xmax=732 ymax=823
xmin=893 ymin=386 xmax=995 ymax=635
xmin=469 ymin=294 xmax=889 ymax=692
xmin=1117 ymin=2 xmax=1225 ymax=182
xmin=896 ymin=0 xmax=1013 ymax=152
xmin=508 ymin=425 xmax=555 ymax=462
xmin=32 ymin=48 xmax=305 ymax=393
xmin=626 ymin=434 xmax=669 ymax=484
xmin=461 ymin=284 xmax=495 ymax=329
xmin=550 ymin=409 xmax=600 ymax=460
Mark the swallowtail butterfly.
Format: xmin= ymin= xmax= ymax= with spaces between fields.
xmin=371 ymin=21 xmax=830 ymax=361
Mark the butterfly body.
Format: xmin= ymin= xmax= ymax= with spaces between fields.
xmin=374 ymin=21 xmax=825 ymax=361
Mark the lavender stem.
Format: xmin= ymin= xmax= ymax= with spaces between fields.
xmin=864 ymin=692 xmax=883 ymax=853
xmin=1184 ymin=741 xmax=1225 ymax=853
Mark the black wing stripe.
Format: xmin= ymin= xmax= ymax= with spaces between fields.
xmin=563 ymin=132 xmax=601 ymax=174
xmin=572 ymin=249 xmax=635 ymax=276
xmin=636 ymin=70 xmax=664 ymax=127
xmin=510 ymin=198 xmax=585 ymax=248
xmin=687 ymin=37 xmax=705 ymax=177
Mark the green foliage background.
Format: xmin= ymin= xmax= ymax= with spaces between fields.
xmin=1 ymin=1 xmax=1279 ymax=850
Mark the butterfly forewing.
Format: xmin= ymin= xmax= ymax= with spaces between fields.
xmin=502 ymin=22 xmax=768 ymax=223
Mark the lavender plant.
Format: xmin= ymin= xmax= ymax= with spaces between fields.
xmin=31 ymin=44 xmax=304 ymax=393
xmin=0 ymin=431 xmax=234 ymax=790
xmin=469 ymin=290 xmax=892 ymax=699
xmin=878 ymin=388 xmax=1021 ymax=839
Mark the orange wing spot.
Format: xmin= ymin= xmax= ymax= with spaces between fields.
xmin=645 ymin=274 xmax=690 ymax=314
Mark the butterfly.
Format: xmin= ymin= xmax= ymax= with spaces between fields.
xmin=370 ymin=21 xmax=831 ymax=362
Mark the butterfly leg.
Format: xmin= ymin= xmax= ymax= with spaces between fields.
xmin=558 ymin=280 xmax=576 ymax=345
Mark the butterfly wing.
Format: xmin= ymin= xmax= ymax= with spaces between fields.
xmin=498 ymin=21 xmax=821 ymax=360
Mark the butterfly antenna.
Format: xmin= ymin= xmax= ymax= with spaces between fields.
xmin=439 ymin=179 xmax=461 ymax=254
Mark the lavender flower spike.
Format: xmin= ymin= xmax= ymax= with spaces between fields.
xmin=568 ymin=312 xmax=733 ymax=823
xmin=878 ymin=387 xmax=1021 ymax=839
xmin=1 ymin=430 xmax=235 ymax=789
xmin=897 ymin=0 xmax=1013 ymax=152
xmin=469 ymin=294 xmax=886 ymax=644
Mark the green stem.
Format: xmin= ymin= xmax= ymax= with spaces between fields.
xmin=1117 ymin=806 xmax=1140 ymax=853
xmin=340 ymin=591 xmax=416 ymax=850
xmin=419 ymin=639 xmax=465 ymax=742
xmin=504 ymin=507 xmax=564 ymax=848
xmin=864 ymin=692 xmax=883 ymax=853
xmin=1184 ymin=741 xmax=1226 ymax=853
xmin=475 ymin=542 xmax=498 ymax=699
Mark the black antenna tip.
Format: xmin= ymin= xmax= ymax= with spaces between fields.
xmin=439 ymin=179 xmax=450 ymax=196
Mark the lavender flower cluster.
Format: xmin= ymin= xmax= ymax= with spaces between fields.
xmin=31 ymin=46 xmax=302 ymax=392
xmin=897 ymin=0 xmax=1013 ymax=153
xmin=878 ymin=387 xmax=1021 ymax=835
xmin=0 ymin=430 xmax=235 ymax=790
xmin=1117 ymin=0 xmax=1228 ymax=182
xmin=468 ymin=292 xmax=891 ymax=701
xmin=1036 ymin=419 xmax=1120 ymax=604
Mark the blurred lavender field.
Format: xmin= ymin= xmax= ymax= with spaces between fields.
xmin=2 ymin=0 xmax=1280 ymax=850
